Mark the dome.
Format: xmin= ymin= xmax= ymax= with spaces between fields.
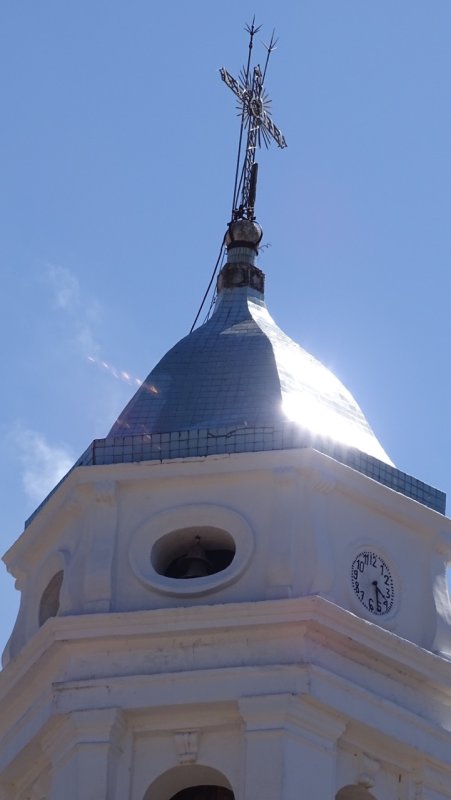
xmin=29 ymin=233 xmax=446 ymax=522
xmin=109 ymin=242 xmax=392 ymax=466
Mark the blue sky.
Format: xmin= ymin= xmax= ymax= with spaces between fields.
xmin=1 ymin=1 xmax=450 ymax=654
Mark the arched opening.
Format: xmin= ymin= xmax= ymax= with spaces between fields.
xmin=170 ymin=789 xmax=233 ymax=800
xmin=151 ymin=527 xmax=235 ymax=579
xmin=143 ymin=765 xmax=234 ymax=800
xmin=336 ymin=786 xmax=377 ymax=800
xmin=39 ymin=570 xmax=64 ymax=626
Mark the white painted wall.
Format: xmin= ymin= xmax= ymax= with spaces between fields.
xmin=2 ymin=447 xmax=451 ymax=798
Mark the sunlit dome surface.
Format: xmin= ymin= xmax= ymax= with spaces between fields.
xmin=29 ymin=232 xmax=446 ymax=524
xmin=109 ymin=244 xmax=392 ymax=467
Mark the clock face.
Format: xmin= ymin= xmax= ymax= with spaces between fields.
xmin=351 ymin=551 xmax=395 ymax=616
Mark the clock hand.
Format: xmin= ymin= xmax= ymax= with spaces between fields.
xmin=372 ymin=580 xmax=384 ymax=600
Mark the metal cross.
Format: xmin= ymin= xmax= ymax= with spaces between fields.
xmin=220 ymin=21 xmax=287 ymax=222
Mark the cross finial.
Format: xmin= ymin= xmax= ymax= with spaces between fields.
xmin=220 ymin=21 xmax=287 ymax=223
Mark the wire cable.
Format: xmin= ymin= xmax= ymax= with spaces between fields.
xmin=189 ymin=236 xmax=226 ymax=333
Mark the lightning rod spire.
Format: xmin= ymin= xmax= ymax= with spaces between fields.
xmin=220 ymin=21 xmax=287 ymax=225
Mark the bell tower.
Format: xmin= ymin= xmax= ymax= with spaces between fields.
xmin=2 ymin=23 xmax=451 ymax=800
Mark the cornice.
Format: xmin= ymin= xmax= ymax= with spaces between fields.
xmin=5 ymin=447 xmax=450 ymax=569
xmin=2 ymin=596 xmax=451 ymax=703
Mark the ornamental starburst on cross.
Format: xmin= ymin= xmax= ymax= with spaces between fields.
xmin=220 ymin=19 xmax=287 ymax=223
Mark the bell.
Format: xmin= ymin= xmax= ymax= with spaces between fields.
xmin=178 ymin=536 xmax=212 ymax=579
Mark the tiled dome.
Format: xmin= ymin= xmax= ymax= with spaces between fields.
xmin=109 ymin=240 xmax=392 ymax=466
xmin=30 ymin=229 xmax=447 ymax=521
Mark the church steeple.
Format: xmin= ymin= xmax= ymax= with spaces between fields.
xmin=2 ymin=24 xmax=451 ymax=800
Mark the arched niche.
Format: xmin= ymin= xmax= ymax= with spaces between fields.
xmin=39 ymin=570 xmax=64 ymax=626
xmin=336 ymin=786 xmax=377 ymax=800
xmin=143 ymin=766 xmax=234 ymax=800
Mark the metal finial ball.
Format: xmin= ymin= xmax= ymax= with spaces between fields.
xmin=225 ymin=219 xmax=263 ymax=251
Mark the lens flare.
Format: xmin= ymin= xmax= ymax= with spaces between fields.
xmin=87 ymin=355 xmax=143 ymax=387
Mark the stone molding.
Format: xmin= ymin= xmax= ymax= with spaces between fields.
xmin=41 ymin=708 xmax=126 ymax=767
xmin=174 ymin=730 xmax=199 ymax=764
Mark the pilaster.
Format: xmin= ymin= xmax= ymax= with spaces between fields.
xmin=82 ymin=481 xmax=117 ymax=613
xmin=266 ymin=467 xmax=298 ymax=598
xmin=42 ymin=707 xmax=126 ymax=800
xmin=239 ymin=694 xmax=346 ymax=800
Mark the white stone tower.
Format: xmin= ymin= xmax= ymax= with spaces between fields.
xmin=2 ymin=26 xmax=451 ymax=800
